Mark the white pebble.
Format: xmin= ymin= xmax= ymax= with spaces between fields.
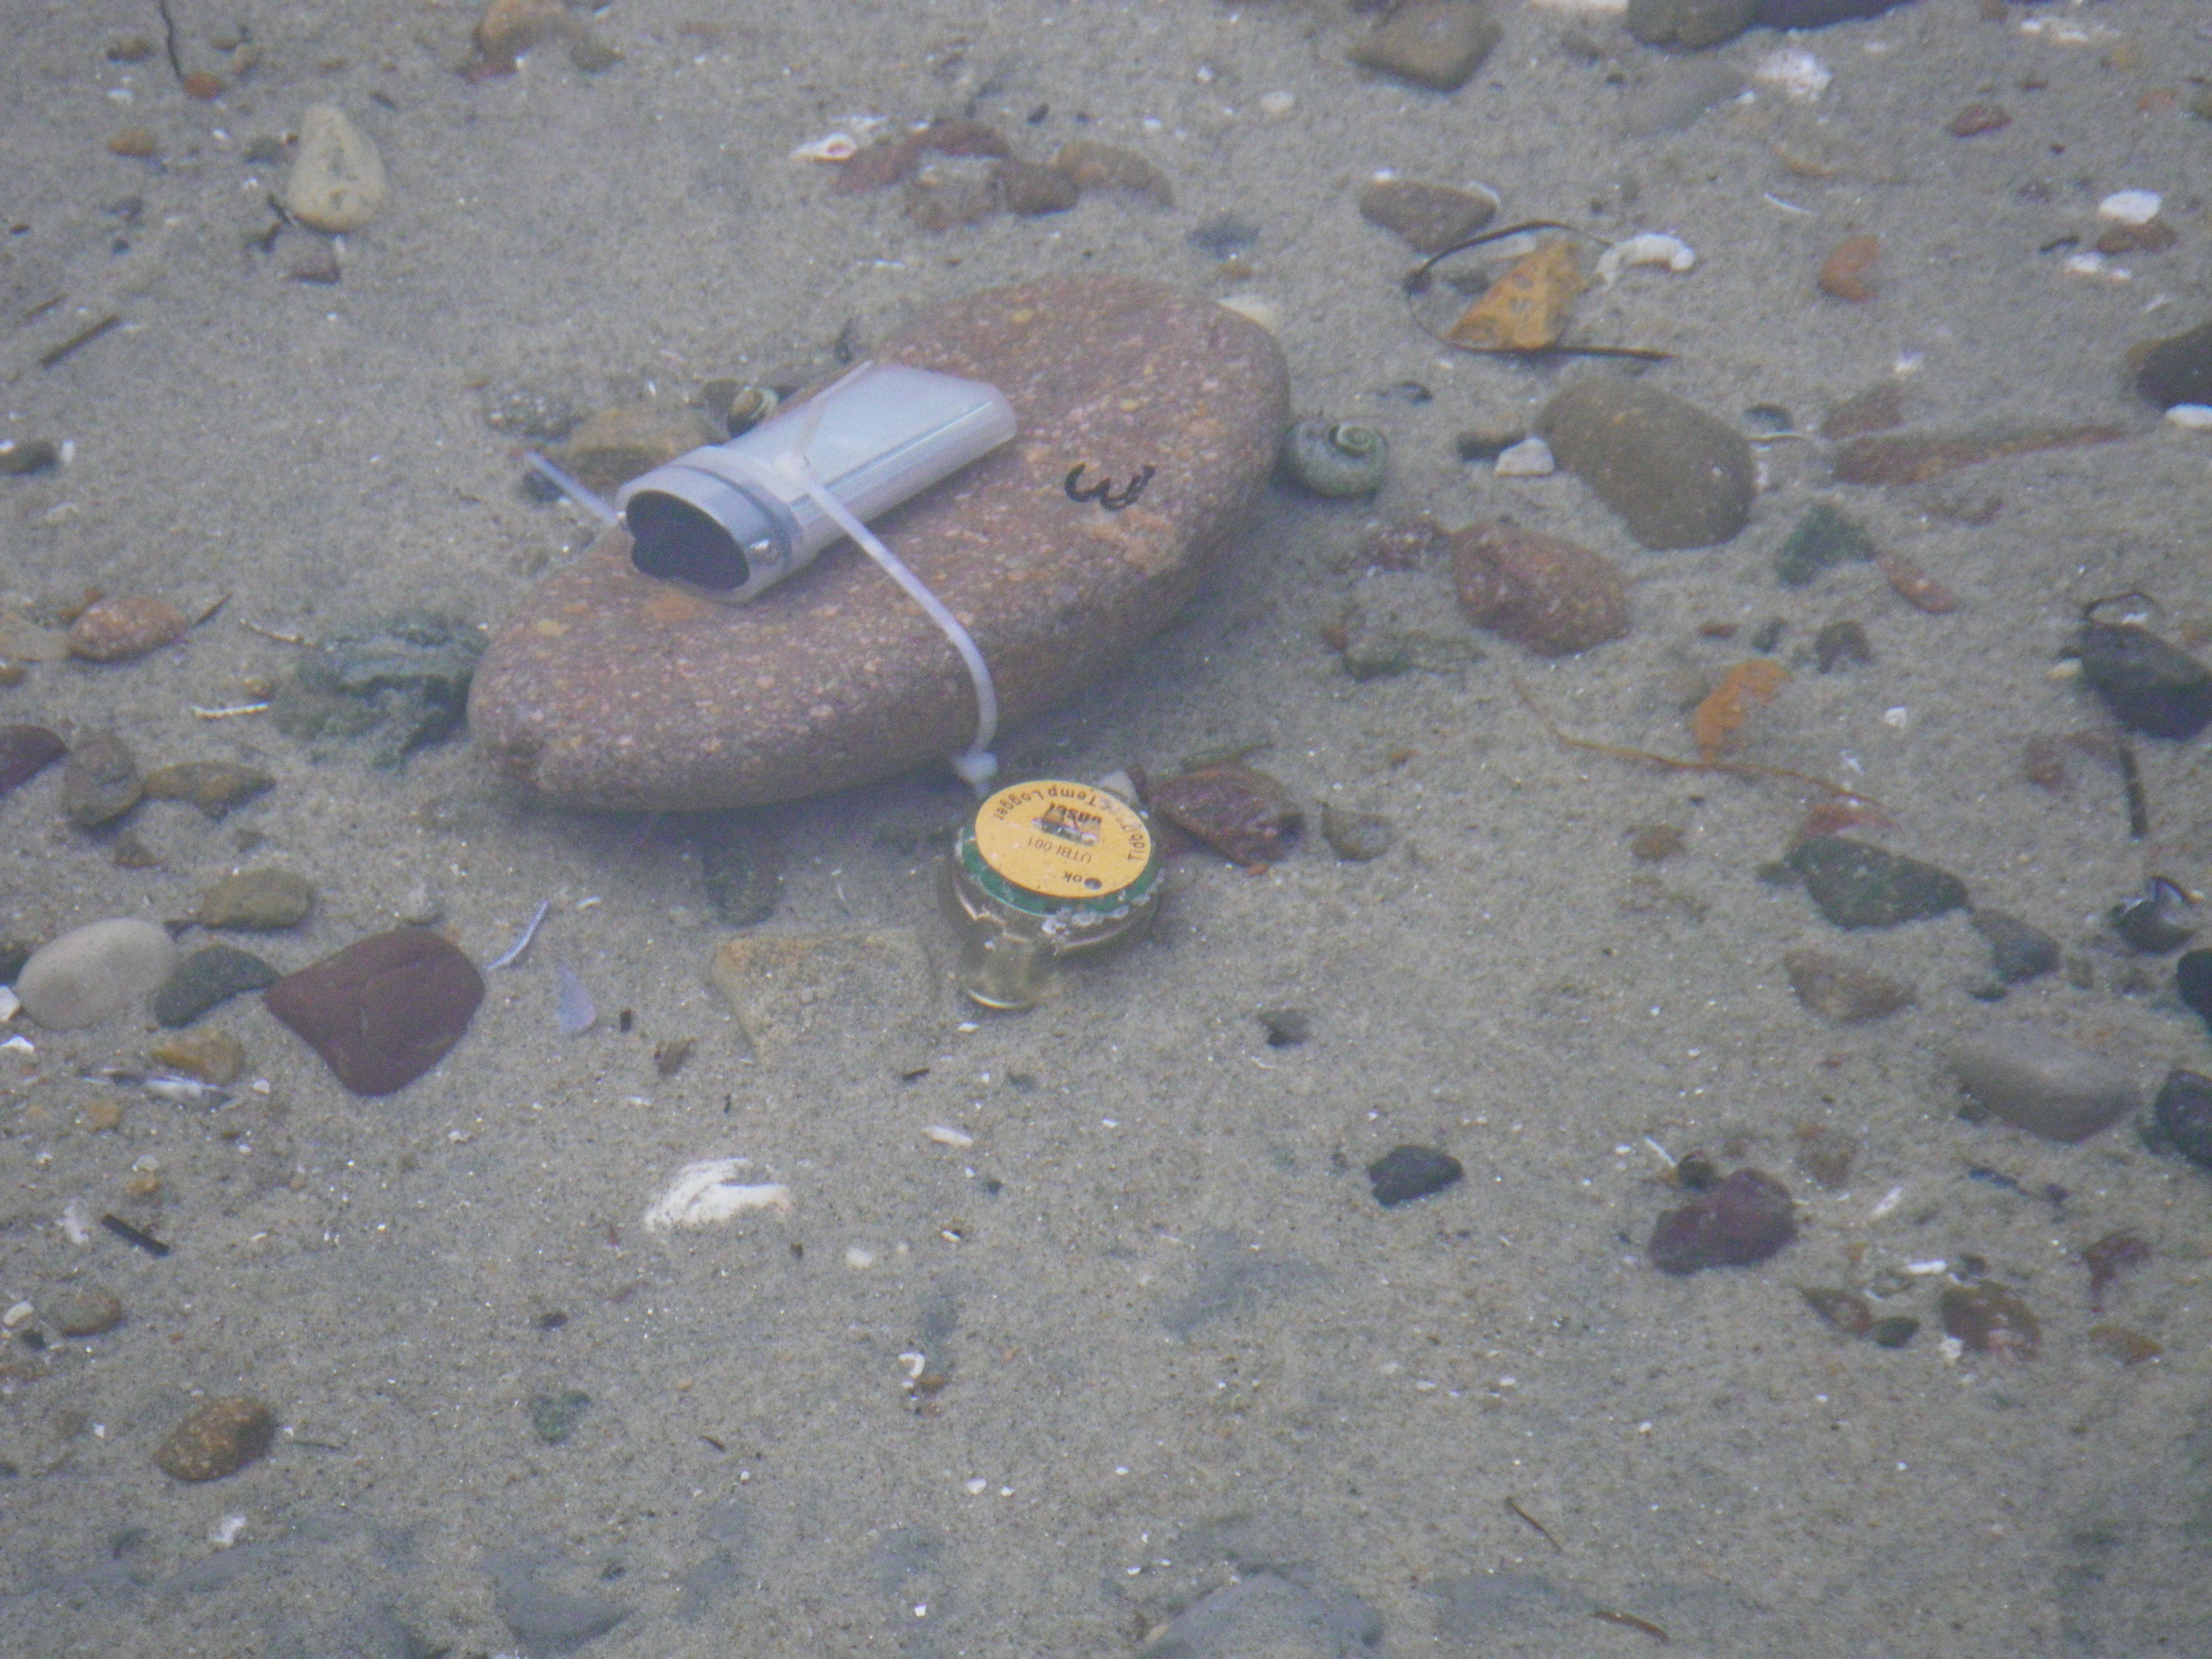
xmin=844 ymin=1245 xmax=877 ymax=1270
xmin=923 ymin=1124 xmax=975 ymax=1148
xmin=1595 ymin=232 xmax=1695 ymax=287
xmin=1494 ymin=436 xmax=1556 ymax=477
xmin=790 ymin=132 xmax=858 ymax=163
xmin=2098 ymin=189 xmax=2161 ymax=226
xmin=1257 ymin=90 xmax=1295 ymax=117
xmin=640 ymin=1159 xmax=792 ymax=1233
xmin=964 ymin=1477 xmax=989 ymax=1495
xmin=2166 ymin=404 xmax=2212 ymax=431
xmin=1754 ymin=49 xmax=1831 ymax=102
xmin=2 ymin=1301 xmax=33 ymax=1329
xmin=16 ymin=919 xmax=178 ymax=1031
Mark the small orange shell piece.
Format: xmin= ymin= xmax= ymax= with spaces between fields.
xmin=1444 ymin=241 xmax=1588 ymax=352
xmin=1692 ymin=660 xmax=1791 ymax=762
xmin=1876 ymin=551 xmax=1959 ymax=614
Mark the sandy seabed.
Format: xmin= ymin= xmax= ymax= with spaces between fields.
xmin=2 ymin=0 xmax=2211 ymax=1653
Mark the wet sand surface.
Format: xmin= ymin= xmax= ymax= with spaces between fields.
xmin=2 ymin=1 xmax=2210 ymax=1654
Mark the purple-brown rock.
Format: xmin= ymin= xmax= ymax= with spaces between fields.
xmin=263 ymin=928 xmax=484 ymax=1095
xmin=469 ymin=276 xmax=1289 ymax=810
xmin=1451 ymin=521 xmax=1629 ymax=655
xmin=0 ymin=724 xmax=65 ymax=796
xmin=1650 ymin=1168 xmax=1796 ymax=1274
xmin=1151 ymin=764 xmax=1302 ymax=868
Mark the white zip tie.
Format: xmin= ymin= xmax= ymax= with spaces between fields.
xmin=524 ymin=449 xmax=619 ymax=526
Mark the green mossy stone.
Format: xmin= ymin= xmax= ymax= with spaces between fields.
xmin=1776 ymin=500 xmax=1878 ymax=587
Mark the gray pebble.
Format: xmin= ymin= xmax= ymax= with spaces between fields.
xmin=17 ymin=919 xmax=178 ymax=1030
xmin=1947 ymin=1027 xmax=2138 ymax=1143
xmin=1538 ymin=378 xmax=1755 ymax=549
xmin=1321 ymin=802 xmax=1397 ymax=862
xmin=153 ymin=944 xmax=279 ymax=1026
xmin=62 ymin=731 xmax=143 ymax=830
xmin=1971 ymin=909 xmax=2058 ymax=983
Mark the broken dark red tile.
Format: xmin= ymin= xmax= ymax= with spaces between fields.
xmin=1650 ymin=1168 xmax=1796 ymax=1274
xmin=263 ymin=927 xmax=485 ymax=1095
xmin=1149 ymin=765 xmax=1302 ymax=868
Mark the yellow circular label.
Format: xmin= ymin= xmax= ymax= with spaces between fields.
xmin=972 ymin=780 xmax=1152 ymax=900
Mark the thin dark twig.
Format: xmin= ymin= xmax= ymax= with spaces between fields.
xmin=156 ymin=0 xmax=184 ymax=83
xmin=1505 ymin=1496 xmax=1564 ymax=1554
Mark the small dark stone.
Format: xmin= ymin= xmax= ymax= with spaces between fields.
xmin=1783 ymin=946 xmax=1913 ymax=1023
xmin=1358 ymin=177 xmax=1498 ymax=254
xmin=1756 ymin=0 xmax=1912 ymax=24
xmin=0 ymin=438 xmax=60 ymax=476
xmin=0 ymin=726 xmax=65 ymax=796
xmin=1368 ymin=1144 xmax=1464 ymax=1207
xmin=1627 ymin=0 xmax=1756 ymax=49
xmin=1649 ymin=1168 xmax=1795 ymax=1274
xmin=1813 ymin=620 xmax=1873 ymax=672
xmin=529 ymin=1389 xmax=591 ymax=1444
xmin=1538 ymin=378 xmax=1756 ymax=550
xmin=1347 ymin=0 xmax=1502 ymax=93
xmin=61 ymin=730 xmax=143 ymax=829
xmin=195 ymin=868 xmax=314 ymax=930
xmin=1673 ymin=1154 xmax=1721 ymax=1191
xmin=1939 ymin=1282 xmax=2039 ymax=1360
xmin=1150 ymin=764 xmax=1301 ymax=867
xmin=2178 ymin=950 xmax=2212 ymax=1027
xmin=1792 ymin=1123 xmax=1856 ymax=1189
xmin=1786 ymin=835 xmax=1966 ymax=929
xmin=1971 ymin=909 xmax=2059 ymax=983
xmin=696 ymin=815 xmax=782 ymax=927
xmin=2130 ymin=318 xmax=2212 ymax=411
xmin=263 ymin=928 xmax=486 ymax=1095
xmin=2069 ymin=615 xmax=2212 ymax=741
xmin=154 ymin=1396 xmax=275 ymax=1480
xmin=1186 ymin=215 xmax=1259 ymax=261
xmin=152 ymin=945 xmax=279 ymax=1027
xmin=1256 ymin=1007 xmax=1310 ymax=1047
xmin=2151 ymin=1067 xmax=2212 ymax=1168
xmin=1869 ymin=1316 xmax=1918 ymax=1348
xmin=2109 ymin=877 xmax=2195 ymax=953
xmin=1776 ymin=501 xmax=1877 ymax=587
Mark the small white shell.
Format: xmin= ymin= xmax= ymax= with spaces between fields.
xmin=2166 ymin=404 xmax=2212 ymax=431
xmin=1753 ymin=49 xmax=1831 ymax=103
xmin=1595 ymin=232 xmax=1696 ymax=288
xmin=789 ymin=132 xmax=858 ymax=163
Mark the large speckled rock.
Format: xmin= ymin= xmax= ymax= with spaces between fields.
xmin=470 ymin=275 xmax=1289 ymax=811
xmin=1538 ymin=377 xmax=1756 ymax=550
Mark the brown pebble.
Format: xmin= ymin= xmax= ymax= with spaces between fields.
xmin=111 ymin=832 xmax=161 ymax=869
xmin=1821 ymin=382 xmax=1905 ymax=440
xmin=1831 ymin=425 xmax=2126 ymax=486
xmin=834 ymin=119 xmax=1010 ymax=196
xmin=43 ymin=1284 xmax=124 ymax=1338
xmin=107 ymin=35 xmax=156 ymax=61
xmin=1649 ymin=1168 xmax=1796 ymax=1274
xmin=108 ymin=128 xmax=159 ymax=158
xmin=1357 ymin=176 xmax=1497 ymax=254
xmin=150 ymin=1027 xmax=246 ymax=1086
xmin=142 ymin=761 xmax=275 ymax=817
xmin=473 ymin=0 xmax=570 ymax=61
xmin=1050 ymin=139 xmax=1172 ymax=206
xmin=62 ymin=730 xmax=143 ymax=829
xmin=1875 ymin=550 xmax=1958 ymax=614
xmin=904 ymin=160 xmax=1000 ymax=230
xmin=264 ymin=928 xmax=486 ymax=1095
xmin=2096 ymin=219 xmax=2178 ymax=256
xmin=1450 ymin=521 xmax=1629 ymax=656
xmin=1347 ymin=0 xmax=1501 ymax=93
xmin=1627 ymin=823 xmax=1684 ymax=863
xmin=2086 ymin=1322 xmax=2162 ymax=1366
xmin=1150 ymin=765 xmax=1302 ymax=868
xmin=1947 ymin=102 xmax=2011 ymax=137
xmin=1939 ymin=1282 xmax=2039 ymax=1359
xmin=1349 ymin=515 xmax=1448 ymax=572
xmin=1783 ymin=946 xmax=1914 ymax=1024
xmin=66 ymin=594 xmax=186 ymax=663
xmin=154 ymin=1396 xmax=276 ymax=1481
xmin=81 ymin=1097 xmax=124 ymax=1133
xmin=995 ymin=159 xmax=1077 ymax=216
xmin=2082 ymin=1230 xmax=2150 ymax=1312
xmin=1818 ymin=233 xmax=1881 ymax=302
xmin=181 ymin=70 xmax=227 ymax=101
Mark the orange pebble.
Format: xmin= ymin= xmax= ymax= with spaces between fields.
xmin=1818 ymin=233 xmax=1881 ymax=302
xmin=1692 ymin=660 xmax=1790 ymax=761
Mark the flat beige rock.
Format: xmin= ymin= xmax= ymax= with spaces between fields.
xmin=469 ymin=274 xmax=1289 ymax=810
xmin=283 ymin=105 xmax=389 ymax=233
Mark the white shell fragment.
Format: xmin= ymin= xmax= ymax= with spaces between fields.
xmin=641 ymin=1159 xmax=794 ymax=1233
xmin=923 ymin=1124 xmax=975 ymax=1148
xmin=1215 ymin=293 xmax=1281 ymax=336
xmin=1596 ymin=232 xmax=1696 ymax=287
xmin=2165 ymin=404 xmax=2212 ymax=431
xmin=2098 ymin=190 xmax=2162 ymax=226
xmin=1494 ymin=436 xmax=1556 ymax=477
xmin=1754 ymin=49 xmax=1832 ymax=103
xmin=790 ymin=132 xmax=858 ymax=163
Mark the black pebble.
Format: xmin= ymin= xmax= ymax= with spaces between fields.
xmin=1256 ymin=1006 xmax=1311 ymax=1047
xmin=1970 ymin=909 xmax=2059 ymax=983
xmin=1367 ymin=1145 xmax=1463 ymax=1207
xmin=1813 ymin=620 xmax=1873 ymax=673
xmin=2152 ymin=1068 xmax=2212 ymax=1170
xmin=2070 ymin=617 xmax=2212 ymax=741
xmin=2110 ymin=877 xmax=2196 ymax=953
xmin=2177 ymin=950 xmax=2212 ymax=1026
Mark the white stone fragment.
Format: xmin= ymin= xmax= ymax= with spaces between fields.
xmin=2 ymin=1301 xmax=33 ymax=1329
xmin=641 ymin=1159 xmax=792 ymax=1233
xmin=1257 ymin=90 xmax=1295 ymax=117
xmin=1215 ymin=293 xmax=1280 ymax=335
xmin=2166 ymin=404 xmax=2212 ymax=431
xmin=923 ymin=1124 xmax=975 ymax=1149
xmin=1596 ymin=232 xmax=1695 ymax=286
xmin=2099 ymin=190 xmax=2162 ymax=226
xmin=1494 ymin=436 xmax=1556 ymax=477
xmin=1754 ymin=49 xmax=1831 ymax=102
xmin=790 ymin=132 xmax=858 ymax=163
xmin=2063 ymin=251 xmax=2130 ymax=283
xmin=60 ymin=1201 xmax=89 ymax=1245
xmin=0 ymin=986 xmax=18 ymax=1021
xmin=210 ymin=1515 xmax=248 ymax=1547
xmin=844 ymin=1245 xmax=877 ymax=1270
xmin=281 ymin=105 xmax=389 ymax=233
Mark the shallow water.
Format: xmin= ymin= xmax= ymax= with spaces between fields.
xmin=3 ymin=2 xmax=2211 ymax=1655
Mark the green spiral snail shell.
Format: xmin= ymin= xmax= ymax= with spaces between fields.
xmin=1282 ymin=419 xmax=1389 ymax=498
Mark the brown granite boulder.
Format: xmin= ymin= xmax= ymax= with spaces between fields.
xmin=470 ymin=274 xmax=1290 ymax=811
